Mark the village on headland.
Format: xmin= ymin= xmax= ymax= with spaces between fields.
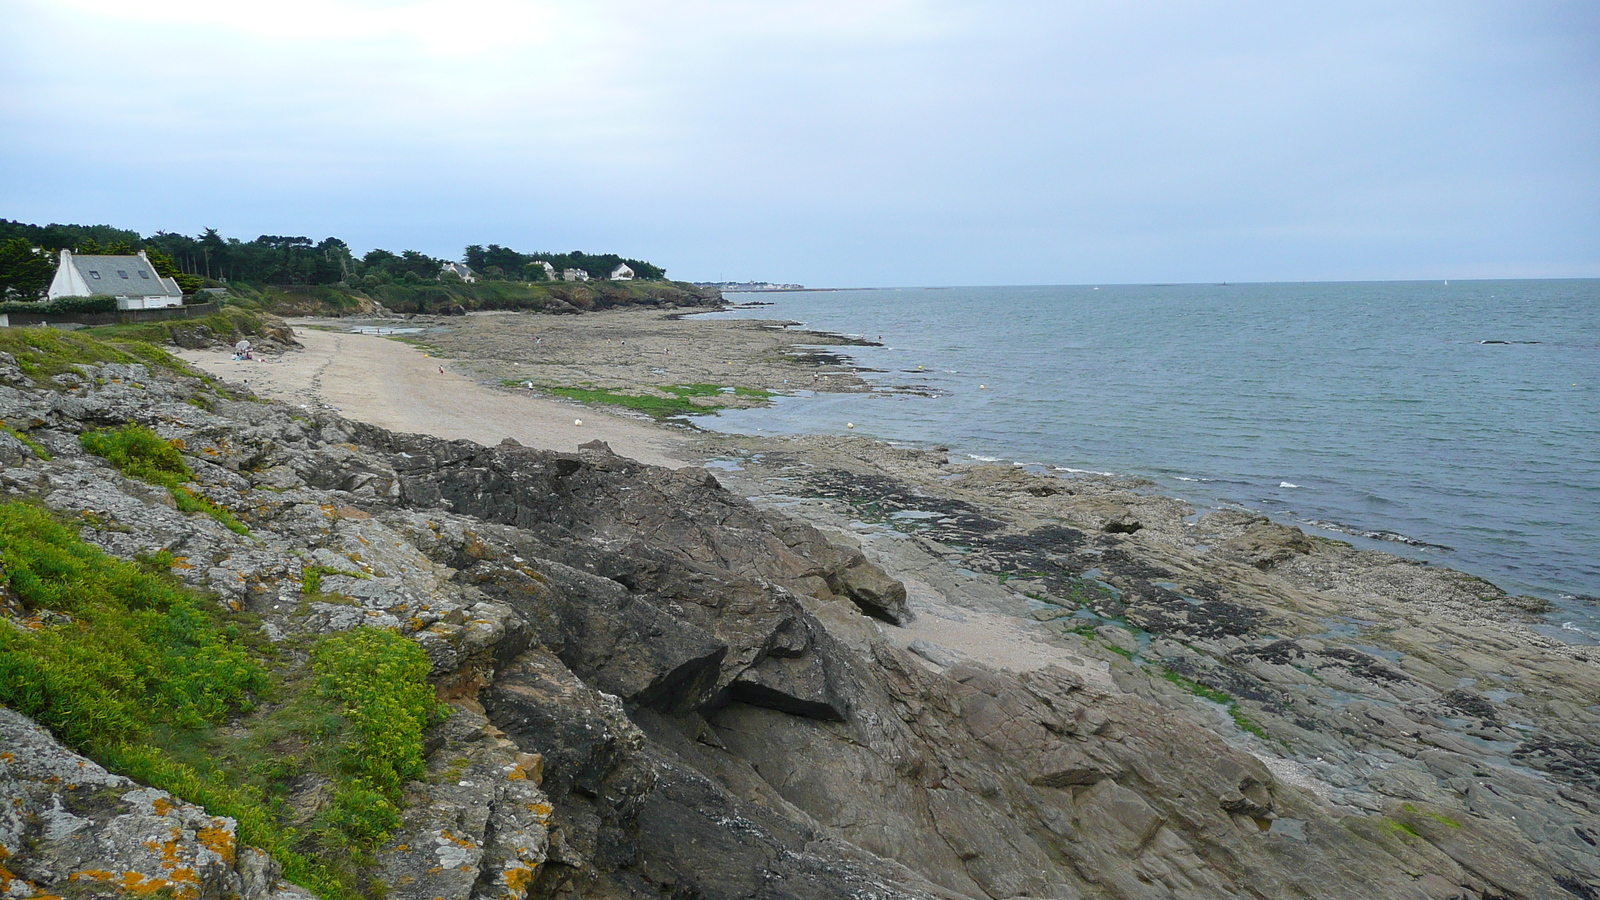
xmin=2 ymin=217 xmax=1598 ymax=900
xmin=0 ymin=219 xmax=706 ymax=326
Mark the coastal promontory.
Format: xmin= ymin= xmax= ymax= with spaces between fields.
xmin=2 ymin=317 xmax=1597 ymax=900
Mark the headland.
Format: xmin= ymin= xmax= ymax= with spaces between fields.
xmin=3 ymin=306 xmax=1597 ymax=899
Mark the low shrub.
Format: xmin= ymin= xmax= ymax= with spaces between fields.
xmin=80 ymin=424 xmax=249 ymax=535
xmin=0 ymin=502 xmax=266 ymax=749
xmin=0 ymin=501 xmax=442 ymax=900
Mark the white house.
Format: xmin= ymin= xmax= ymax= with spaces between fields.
xmin=562 ymin=268 xmax=591 ymax=282
xmin=609 ymin=263 xmax=635 ymax=281
xmin=46 ymin=249 xmax=184 ymax=310
xmin=529 ymin=260 xmax=557 ymax=281
xmin=440 ymin=261 xmax=477 ymax=283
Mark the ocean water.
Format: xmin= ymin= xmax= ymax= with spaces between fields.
xmin=697 ymin=280 xmax=1600 ymax=643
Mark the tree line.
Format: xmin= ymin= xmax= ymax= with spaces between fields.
xmin=463 ymin=244 xmax=664 ymax=281
xmin=0 ymin=219 xmax=667 ymax=301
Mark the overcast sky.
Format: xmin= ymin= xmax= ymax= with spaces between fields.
xmin=2 ymin=1 xmax=1596 ymax=285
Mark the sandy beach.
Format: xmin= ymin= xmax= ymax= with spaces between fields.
xmin=175 ymin=319 xmax=694 ymax=469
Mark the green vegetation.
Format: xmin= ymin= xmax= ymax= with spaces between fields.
xmin=1379 ymin=818 xmax=1421 ymax=838
xmin=519 ymin=382 xmax=772 ymax=418
xmin=1 ymin=218 xmax=672 ymax=298
xmin=1066 ymin=621 xmax=1099 ymax=639
xmin=0 ymin=501 xmax=446 ymax=900
xmin=0 ymin=294 xmax=117 ymax=315
xmin=80 ymin=305 xmax=274 ymax=346
xmin=1158 ymin=667 xmax=1233 ymax=704
xmin=307 ymin=629 xmax=445 ymax=842
xmin=995 ymin=571 xmax=1050 ymax=585
xmin=0 ymin=503 xmax=267 ymax=745
xmin=0 ymin=236 xmax=63 ymax=302
xmin=1 ymin=423 xmax=50 ymax=459
xmin=301 ymin=564 xmax=367 ymax=596
xmin=1154 ymin=665 xmax=1272 ymax=740
xmin=80 ymin=424 xmax=249 ymax=535
xmin=1402 ymin=803 xmax=1461 ymax=828
xmin=0 ymin=326 xmax=204 ymax=382
xmin=222 ymin=275 xmax=710 ymax=317
xmin=464 ymin=243 xmax=665 ymax=281
xmin=1229 ymin=707 xmax=1270 ymax=740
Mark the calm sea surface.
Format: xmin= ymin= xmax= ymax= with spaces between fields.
xmin=697 ymin=280 xmax=1600 ymax=643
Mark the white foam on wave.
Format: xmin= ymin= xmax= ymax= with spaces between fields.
xmin=1054 ymin=466 xmax=1117 ymax=476
xmin=1280 ymin=481 xmax=1299 ymax=488
xmin=968 ymin=454 xmax=1001 ymax=462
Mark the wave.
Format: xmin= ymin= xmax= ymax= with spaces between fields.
xmin=1303 ymin=519 xmax=1455 ymax=551
xmin=1054 ymin=466 xmax=1117 ymax=476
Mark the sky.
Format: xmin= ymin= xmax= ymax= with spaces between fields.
xmin=2 ymin=1 xmax=1597 ymax=286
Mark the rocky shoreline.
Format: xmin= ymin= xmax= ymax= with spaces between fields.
xmin=2 ymin=313 xmax=1598 ymax=899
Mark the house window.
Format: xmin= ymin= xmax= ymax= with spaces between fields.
xmin=117 ymin=270 xmax=129 ymax=278
xmin=139 ymin=270 xmax=150 ymax=279
xmin=89 ymin=270 xmax=101 ymax=279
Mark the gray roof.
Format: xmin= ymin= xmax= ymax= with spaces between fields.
xmin=70 ymin=254 xmax=180 ymax=297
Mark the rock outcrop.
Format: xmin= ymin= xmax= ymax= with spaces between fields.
xmin=2 ymin=351 xmax=1597 ymax=899
xmin=0 ymin=708 xmax=310 ymax=900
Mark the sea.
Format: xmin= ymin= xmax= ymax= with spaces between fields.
xmin=694 ymin=280 xmax=1600 ymax=644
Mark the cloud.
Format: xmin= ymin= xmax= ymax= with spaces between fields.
xmin=2 ymin=0 xmax=1595 ymax=283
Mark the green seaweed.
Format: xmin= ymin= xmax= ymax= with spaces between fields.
xmin=518 ymin=381 xmax=772 ymax=418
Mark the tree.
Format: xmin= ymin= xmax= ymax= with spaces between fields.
xmin=143 ymin=247 xmax=203 ymax=293
xmin=76 ymin=237 xmax=135 ymax=255
xmin=0 ymin=238 xmax=56 ymax=300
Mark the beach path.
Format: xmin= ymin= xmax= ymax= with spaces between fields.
xmin=175 ymin=325 xmax=692 ymax=469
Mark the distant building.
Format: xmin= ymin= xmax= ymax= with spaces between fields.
xmin=609 ymin=263 xmax=635 ymax=281
xmin=46 ymin=249 xmax=183 ymax=310
xmin=562 ymin=268 xmax=591 ymax=282
xmin=440 ymin=261 xmax=477 ymax=283
xmin=529 ymin=260 xmax=557 ymax=281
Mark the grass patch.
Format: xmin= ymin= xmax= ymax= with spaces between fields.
xmin=79 ymin=306 xmax=268 ymax=346
xmin=0 ymin=327 xmax=224 ymax=397
xmin=0 ymin=501 xmax=445 ymax=900
xmin=523 ymin=382 xmax=771 ymax=418
xmin=0 ymin=327 xmax=147 ymax=380
xmin=301 ymin=564 xmax=367 ymax=596
xmin=2 ymin=423 xmax=50 ymax=459
xmin=80 ymin=423 xmax=249 ymax=535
